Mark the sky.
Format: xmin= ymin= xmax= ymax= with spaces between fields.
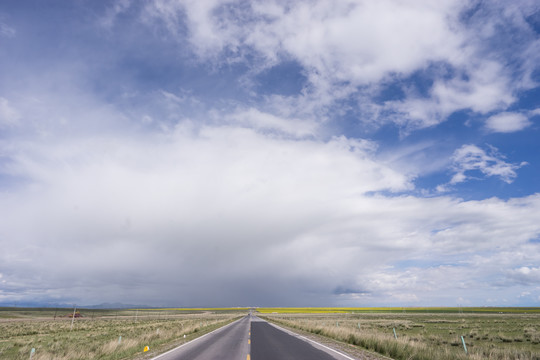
xmin=0 ymin=0 xmax=539 ymax=308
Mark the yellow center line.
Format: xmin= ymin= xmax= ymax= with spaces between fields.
xmin=247 ymin=324 xmax=251 ymax=360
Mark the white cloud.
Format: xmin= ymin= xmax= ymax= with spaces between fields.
xmin=99 ymin=0 xmax=133 ymax=29
xmin=246 ymin=0 xmax=465 ymax=84
xmin=142 ymin=0 xmax=239 ymax=59
xmin=139 ymin=0 xmax=538 ymax=131
xmin=3 ymin=126 xmax=410 ymax=305
xmin=1 ymin=0 xmax=539 ymax=307
xmin=140 ymin=1 xmax=471 ymax=121
xmin=0 ymin=97 xmax=20 ymax=127
xmin=508 ymin=267 xmax=540 ymax=285
xmin=529 ymin=108 xmax=540 ymax=116
xmin=387 ymin=60 xmax=516 ymax=131
xmin=227 ymin=108 xmax=318 ymax=137
xmin=0 ymin=21 xmax=16 ymax=38
xmin=431 ymin=61 xmax=515 ymax=113
xmin=450 ymin=144 xmax=527 ymax=184
xmin=1 ymin=126 xmax=540 ymax=305
xmin=485 ymin=112 xmax=532 ymax=133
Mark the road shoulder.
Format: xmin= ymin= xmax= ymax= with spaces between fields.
xmin=260 ymin=317 xmax=393 ymax=360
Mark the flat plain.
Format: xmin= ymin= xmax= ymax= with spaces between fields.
xmin=258 ymin=308 xmax=540 ymax=360
xmin=1 ymin=307 xmax=539 ymax=360
xmin=0 ymin=308 xmax=243 ymax=360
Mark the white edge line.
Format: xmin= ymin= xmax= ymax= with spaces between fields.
xmin=268 ymin=320 xmax=395 ymax=360
xmin=266 ymin=321 xmax=356 ymax=360
xmin=150 ymin=316 xmax=245 ymax=360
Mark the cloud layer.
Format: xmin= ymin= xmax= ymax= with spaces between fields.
xmin=141 ymin=0 xmax=540 ymax=130
xmin=1 ymin=123 xmax=539 ymax=306
xmin=0 ymin=0 xmax=539 ymax=307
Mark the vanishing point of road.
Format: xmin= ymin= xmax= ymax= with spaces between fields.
xmin=151 ymin=313 xmax=357 ymax=360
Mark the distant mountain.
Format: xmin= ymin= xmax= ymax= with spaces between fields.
xmin=0 ymin=300 xmax=73 ymax=308
xmin=83 ymin=302 xmax=154 ymax=309
xmin=0 ymin=301 xmax=153 ymax=309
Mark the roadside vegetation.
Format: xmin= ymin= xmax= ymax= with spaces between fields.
xmin=0 ymin=308 xmax=243 ymax=360
xmin=256 ymin=307 xmax=540 ymax=314
xmin=259 ymin=310 xmax=540 ymax=360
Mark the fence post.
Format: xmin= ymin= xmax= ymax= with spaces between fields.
xmin=461 ymin=336 xmax=468 ymax=354
xmin=70 ymin=305 xmax=77 ymax=331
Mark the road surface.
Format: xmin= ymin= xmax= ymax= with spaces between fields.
xmin=151 ymin=314 xmax=356 ymax=360
xmin=151 ymin=316 xmax=250 ymax=360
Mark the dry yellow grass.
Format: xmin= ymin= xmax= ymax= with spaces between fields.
xmin=0 ymin=311 xmax=241 ymax=360
xmin=260 ymin=312 xmax=540 ymax=360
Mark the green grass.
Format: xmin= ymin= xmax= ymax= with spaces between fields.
xmin=255 ymin=307 xmax=540 ymax=314
xmin=144 ymin=307 xmax=251 ymax=313
xmin=4 ymin=307 xmax=538 ymax=359
xmin=0 ymin=308 xmax=244 ymax=360
xmin=259 ymin=311 xmax=540 ymax=360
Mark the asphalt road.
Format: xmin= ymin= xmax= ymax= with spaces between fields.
xmin=151 ymin=314 xmax=356 ymax=360
xmin=151 ymin=316 xmax=250 ymax=360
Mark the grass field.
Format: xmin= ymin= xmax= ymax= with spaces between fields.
xmin=0 ymin=307 xmax=243 ymax=360
xmin=258 ymin=311 xmax=540 ymax=360
xmin=256 ymin=307 xmax=540 ymax=314
xmin=2 ymin=307 xmax=539 ymax=359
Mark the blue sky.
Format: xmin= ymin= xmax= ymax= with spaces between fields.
xmin=0 ymin=0 xmax=539 ymax=307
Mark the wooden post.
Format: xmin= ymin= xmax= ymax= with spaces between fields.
xmin=70 ymin=305 xmax=77 ymax=331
